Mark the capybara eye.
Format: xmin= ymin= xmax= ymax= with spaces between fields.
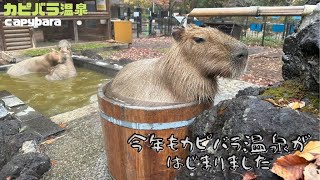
xmin=193 ymin=37 xmax=205 ymax=43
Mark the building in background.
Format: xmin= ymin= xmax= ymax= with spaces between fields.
xmin=0 ymin=0 xmax=111 ymax=51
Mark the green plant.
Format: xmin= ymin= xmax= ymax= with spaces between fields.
xmin=23 ymin=48 xmax=53 ymax=57
xmin=241 ymin=36 xmax=284 ymax=48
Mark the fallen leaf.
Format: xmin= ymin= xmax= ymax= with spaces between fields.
xmin=6 ymin=176 xmax=11 ymax=180
xmin=59 ymin=123 xmax=67 ymax=128
xmin=303 ymin=163 xmax=320 ymax=180
xmin=41 ymin=137 xmax=55 ymax=145
xmin=295 ymin=141 xmax=320 ymax=161
xmin=264 ymin=98 xmax=281 ymax=107
xmin=51 ymin=160 xmax=58 ymax=167
xmin=41 ymin=135 xmax=66 ymax=145
xmin=315 ymin=155 xmax=320 ymax=166
xmin=288 ymin=102 xmax=300 ymax=110
xmin=278 ymin=98 xmax=289 ymax=106
xmin=299 ymin=101 xmax=306 ymax=108
xmin=242 ymin=172 xmax=257 ymax=180
xmin=271 ymin=154 xmax=309 ymax=180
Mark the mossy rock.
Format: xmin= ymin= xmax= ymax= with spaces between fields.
xmin=262 ymin=80 xmax=319 ymax=116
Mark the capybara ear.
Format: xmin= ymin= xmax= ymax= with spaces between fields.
xmin=172 ymin=26 xmax=185 ymax=42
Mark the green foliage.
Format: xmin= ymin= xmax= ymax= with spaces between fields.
xmin=71 ymin=43 xmax=112 ymax=51
xmin=23 ymin=43 xmax=112 ymax=57
xmin=241 ymin=36 xmax=284 ymax=48
xmin=23 ymin=48 xmax=53 ymax=57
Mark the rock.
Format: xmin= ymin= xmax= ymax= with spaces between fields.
xmin=306 ymin=0 xmax=320 ymax=5
xmin=0 ymin=103 xmax=8 ymax=120
xmin=236 ymin=87 xmax=266 ymax=97
xmin=0 ymin=152 xmax=51 ymax=180
xmin=118 ymin=58 xmax=134 ymax=65
xmin=282 ymin=6 xmax=320 ymax=92
xmin=21 ymin=140 xmax=37 ymax=154
xmin=81 ymin=50 xmax=103 ymax=60
xmin=177 ymin=96 xmax=319 ymax=180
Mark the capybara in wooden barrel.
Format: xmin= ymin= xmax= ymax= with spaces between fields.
xmin=7 ymin=49 xmax=63 ymax=77
xmin=110 ymin=25 xmax=248 ymax=105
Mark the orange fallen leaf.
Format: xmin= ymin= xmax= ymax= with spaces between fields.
xmin=41 ymin=137 xmax=55 ymax=145
xmin=242 ymin=172 xmax=257 ymax=180
xmin=271 ymin=154 xmax=309 ymax=180
xmin=51 ymin=160 xmax=58 ymax=167
xmin=303 ymin=163 xmax=320 ymax=180
xmin=41 ymin=135 xmax=66 ymax=145
xmin=59 ymin=123 xmax=67 ymax=128
xmin=295 ymin=141 xmax=320 ymax=161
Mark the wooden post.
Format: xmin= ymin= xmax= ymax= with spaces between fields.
xmin=73 ymin=20 xmax=79 ymax=42
xmin=244 ymin=16 xmax=249 ymax=38
xmin=0 ymin=20 xmax=6 ymax=51
xmin=282 ymin=16 xmax=288 ymax=39
xmin=261 ymin=16 xmax=267 ymax=46
xmin=30 ymin=28 xmax=36 ymax=48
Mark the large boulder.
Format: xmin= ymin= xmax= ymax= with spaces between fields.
xmin=177 ymin=93 xmax=319 ymax=179
xmin=0 ymin=152 xmax=51 ymax=180
xmin=282 ymin=4 xmax=320 ymax=92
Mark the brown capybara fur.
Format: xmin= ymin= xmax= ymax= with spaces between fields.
xmin=110 ymin=25 xmax=248 ymax=105
xmin=7 ymin=49 xmax=63 ymax=77
xmin=58 ymin=39 xmax=71 ymax=52
xmin=45 ymin=50 xmax=77 ymax=81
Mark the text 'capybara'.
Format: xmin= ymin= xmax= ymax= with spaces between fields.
xmin=6 ymin=49 xmax=63 ymax=77
xmin=110 ymin=25 xmax=248 ymax=105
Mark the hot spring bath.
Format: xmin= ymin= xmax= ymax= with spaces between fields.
xmin=0 ymin=67 xmax=110 ymax=116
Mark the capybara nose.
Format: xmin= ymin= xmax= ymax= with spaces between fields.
xmin=235 ymin=49 xmax=248 ymax=62
xmin=232 ymin=44 xmax=248 ymax=63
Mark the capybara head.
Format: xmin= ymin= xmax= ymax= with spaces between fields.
xmin=58 ymin=39 xmax=71 ymax=52
xmin=171 ymin=25 xmax=248 ymax=79
xmin=48 ymin=49 xmax=64 ymax=64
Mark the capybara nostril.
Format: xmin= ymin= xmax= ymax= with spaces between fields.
xmin=235 ymin=50 xmax=248 ymax=61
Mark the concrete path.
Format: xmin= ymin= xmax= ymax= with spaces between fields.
xmin=42 ymin=78 xmax=259 ymax=180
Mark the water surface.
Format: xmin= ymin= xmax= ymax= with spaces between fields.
xmin=0 ymin=68 xmax=110 ymax=116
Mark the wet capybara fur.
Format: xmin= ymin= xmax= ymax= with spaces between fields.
xmin=110 ymin=25 xmax=248 ymax=105
xmin=45 ymin=49 xmax=77 ymax=81
xmin=7 ymin=49 xmax=63 ymax=77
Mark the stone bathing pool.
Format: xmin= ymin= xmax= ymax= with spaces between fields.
xmin=0 ymin=67 xmax=111 ymax=117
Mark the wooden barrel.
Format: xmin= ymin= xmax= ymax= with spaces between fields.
xmin=98 ymin=82 xmax=211 ymax=180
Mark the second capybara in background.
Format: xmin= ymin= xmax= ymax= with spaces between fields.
xmin=110 ymin=25 xmax=248 ymax=105
xmin=7 ymin=49 xmax=63 ymax=77
xmin=45 ymin=49 xmax=77 ymax=81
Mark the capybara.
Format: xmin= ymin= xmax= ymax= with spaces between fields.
xmin=7 ymin=49 xmax=63 ymax=77
xmin=110 ymin=25 xmax=248 ymax=105
xmin=45 ymin=49 xmax=77 ymax=81
xmin=58 ymin=39 xmax=71 ymax=52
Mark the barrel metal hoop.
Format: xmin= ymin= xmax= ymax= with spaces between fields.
xmin=100 ymin=111 xmax=195 ymax=130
